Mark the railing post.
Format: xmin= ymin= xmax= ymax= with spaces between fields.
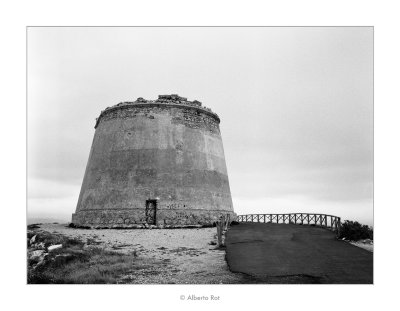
xmin=337 ymin=217 xmax=341 ymax=237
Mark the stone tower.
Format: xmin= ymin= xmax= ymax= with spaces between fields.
xmin=72 ymin=94 xmax=234 ymax=228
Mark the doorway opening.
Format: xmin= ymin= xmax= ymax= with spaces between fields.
xmin=145 ymin=199 xmax=157 ymax=225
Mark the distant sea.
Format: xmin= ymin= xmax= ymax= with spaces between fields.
xmin=27 ymin=215 xmax=70 ymax=225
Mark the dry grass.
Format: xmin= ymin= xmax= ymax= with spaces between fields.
xmin=28 ymin=231 xmax=141 ymax=284
xmin=32 ymin=224 xmax=246 ymax=284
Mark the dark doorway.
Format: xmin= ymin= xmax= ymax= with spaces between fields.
xmin=145 ymin=199 xmax=157 ymax=225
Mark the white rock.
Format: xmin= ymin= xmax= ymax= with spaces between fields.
xmin=30 ymin=249 xmax=44 ymax=260
xmin=48 ymin=244 xmax=62 ymax=251
xmin=30 ymin=235 xmax=37 ymax=245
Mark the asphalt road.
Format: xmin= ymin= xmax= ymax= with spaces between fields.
xmin=225 ymin=222 xmax=373 ymax=284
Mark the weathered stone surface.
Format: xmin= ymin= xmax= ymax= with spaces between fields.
xmin=48 ymin=244 xmax=62 ymax=252
xmin=35 ymin=242 xmax=46 ymax=249
xmin=73 ymin=95 xmax=235 ymax=227
xmin=29 ymin=250 xmax=45 ymax=260
xmin=30 ymin=235 xmax=36 ymax=245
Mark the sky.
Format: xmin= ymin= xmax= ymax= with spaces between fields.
xmin=27 ymin=27 xmax=373 ymax=225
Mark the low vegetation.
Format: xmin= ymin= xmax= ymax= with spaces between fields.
xmin=339 ymin=220 xmax=373 ymax=241
xmin=28 ymin=229 xmax=139 ymax=284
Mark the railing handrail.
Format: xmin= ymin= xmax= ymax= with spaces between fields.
xmin=238 ymin=212 xmax=339 ymax=217
xmin=236 ymin=213 xmax=341 ymax=236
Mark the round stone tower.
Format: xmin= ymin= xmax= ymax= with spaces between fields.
xmin=72 ymin=94 xmax=234 ymax=228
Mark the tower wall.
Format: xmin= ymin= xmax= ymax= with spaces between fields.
xmin=72 ymin=96 xmax=234 ymax=227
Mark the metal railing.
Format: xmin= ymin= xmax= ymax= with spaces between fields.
xmin=237 ymin=213 xmax=341 ymax=235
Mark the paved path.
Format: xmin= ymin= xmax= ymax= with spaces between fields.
xmin=225 ymin=223 xmax=373 ymax=284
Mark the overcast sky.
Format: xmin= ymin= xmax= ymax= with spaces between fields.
xmin=27 ymin=27 xmax=373 ymax=225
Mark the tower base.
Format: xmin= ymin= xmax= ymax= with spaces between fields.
xmin=71 ymin=209 xmax=236 ymax=228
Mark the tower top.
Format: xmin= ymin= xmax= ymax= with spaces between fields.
xmin=95 ymin=94 xmax=219 ymax=128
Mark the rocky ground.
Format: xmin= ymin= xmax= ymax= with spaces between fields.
xmin=27 ymin=223 xmax=247 ymax=284
xmin=348 ymin=239 xmax=374 ymax=252
xmin=27 ymin=223 xmax=373 ymax=284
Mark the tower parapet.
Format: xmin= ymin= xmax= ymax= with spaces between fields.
xmin=95 ymin=94 xmax=218 ymax=129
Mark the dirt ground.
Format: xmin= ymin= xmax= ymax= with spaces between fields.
xmin=349 ymin=241 xmax=373 ymax=252
xmin=38 ymin=223 xmax=246 ymax=284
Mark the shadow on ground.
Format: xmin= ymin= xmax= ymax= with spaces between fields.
xmin=225 ymin=223 xmax=373 ymax=284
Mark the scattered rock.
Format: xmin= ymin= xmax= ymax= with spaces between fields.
xmin=361 ymin=239 xmax=373 ymax=244
xmin=30 ymin=235 xmax=37 ymax=245
xmin=83 ymin=244 xmax=99 ymax=251
xmin=30 ymin=250 xmax=45 ymax=260
xmin=35 ymin=242 xmax=46 ymax=249
xmin=48 ymin=244 xmax=62 ymax=252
